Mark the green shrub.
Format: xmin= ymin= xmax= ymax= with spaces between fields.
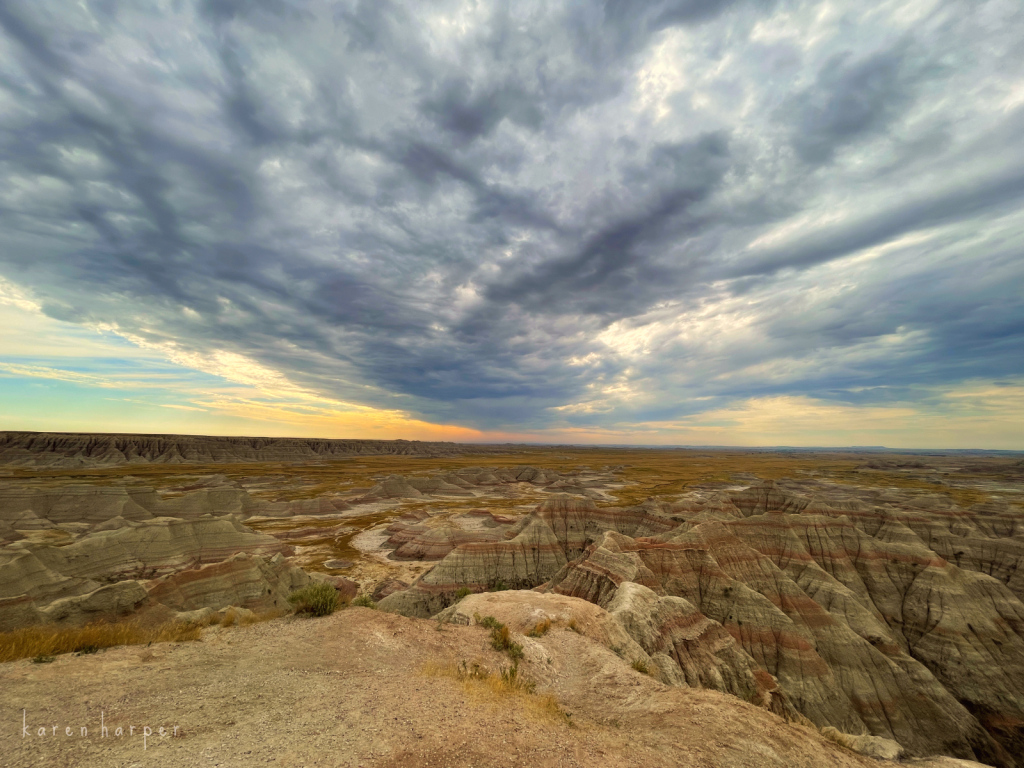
xmin=490 ymin=625 xmax=524 ymax=660
xmin=631 ymin=659 xmax=650 ymax=675
xmin=288 ymin=583 xmax=340 ymax=617
xmin=454 ymin=587 xmax=473 ymax=600
xmin=474 ymin=614 xmax=503 ymax=630
xmin=352 ymin=594 xmax=377 ymax=609
xmin=490 ymin=624 xmax=512 ymax=650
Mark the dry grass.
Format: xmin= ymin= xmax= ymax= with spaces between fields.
xmin=0 ymin=608 xmax=292 ymax=663
xmin=488 ymin=624 xmax=525 ymax=660
xmin=208 ymin=608 xmax=287 ymax=628
xmin=13 ymin=447 xmax=1013 ymax=512
xmin=421 ymin=660 xmax=570 ymax=725
xmin=8 ymin=447 xmax=863 ymax=505
xmin=527 ymin=618 xmax=552 ymax=638
xmin=826 ymin=468 xmax=993 ymax=507
xmin=0 ymin=619 xmax=202 ymax=664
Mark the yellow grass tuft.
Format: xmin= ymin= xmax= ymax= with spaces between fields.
xmin=527 ymin=618 xmax=552 ymax=637
xmin=0 ymin=620 xmax=203 ymax=664
xmin=242 ymin=608 xmax=288 ymax=626
xmin=421 ymin=660 xmax=571 ymax=725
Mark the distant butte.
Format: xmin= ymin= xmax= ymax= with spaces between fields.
xmin=0 ymin=431 xmax=495 ymax=467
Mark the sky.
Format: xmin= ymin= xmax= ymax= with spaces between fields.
xmin=1 ymin=0 xmax=1023 ymax=449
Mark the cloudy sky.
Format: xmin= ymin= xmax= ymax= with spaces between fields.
xmin=1 ymin=0 xmax=1022 ymax=448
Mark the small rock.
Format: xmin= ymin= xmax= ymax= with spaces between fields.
xmin=372 ymin=579 xmax=410 ymax=602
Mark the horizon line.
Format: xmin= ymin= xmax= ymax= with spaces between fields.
xmin=2 ymin=429 xmax=1021 ymax=454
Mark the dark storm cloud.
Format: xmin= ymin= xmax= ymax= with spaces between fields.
xmin=482 ymin=131 xmax=730 ymax=315
xmin=785 ymin=43 xmax=925 ymax=165
xmin=421 ymin=78 xmax=543 ymax=143
xmin=1 ymin=0 xmax=1022 ymax=434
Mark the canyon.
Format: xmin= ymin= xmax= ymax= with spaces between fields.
xmin=1 ymin=432 xmax=1021 ymax=767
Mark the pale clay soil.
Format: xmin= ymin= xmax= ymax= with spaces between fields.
xmin=1 ymin=608 xmax=981 ymax=768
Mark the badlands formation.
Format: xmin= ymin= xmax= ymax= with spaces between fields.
xmin=0 ymin=431 xmax=484 ymax=467
xmin=1 ymin=431 xmax=1022 ymax=767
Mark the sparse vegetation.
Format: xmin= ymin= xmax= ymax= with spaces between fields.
xmin=631 ymin=659 xmax=650 ymax=675
xmin=288 ymin=582 xmax=340 ymax=617
xmin=500 ymin=661 xmax=534 ymax=692
xmin=567 ymin=619 xmax=582 ymax=634
xmin=474 ymin=613 xmax=502 ymax=630
xmin=489 ymin=624 xmax=524 ymax=660
xmin=526 ymin=618 xmax=551 ymax=637
xmin=474 ymin=614 xmax=525 ymax=661
xmin=19 ymin=446 xmax=994 ymax=513
xmin=454 ymin=587 xmax=473 ymax=600
xmin=421 ymin=660 xmax=571 ymax=725
xmin=490 ymin=579 xmax=510 ymax=592
xmin=352 ymin=594 xmax=377 ymax=609
xmin=0 ymin=620 xmax=203 ymax=663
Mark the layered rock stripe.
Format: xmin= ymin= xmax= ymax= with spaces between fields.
xmin=381 ymin=485 xmax=1024 ymax=767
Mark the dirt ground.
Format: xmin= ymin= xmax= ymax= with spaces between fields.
xmin=0 ymin=606 xmax=893 ymax=768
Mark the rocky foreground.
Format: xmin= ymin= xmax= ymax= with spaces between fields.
xmin=0 ymin=603 xmax=975 ymax=768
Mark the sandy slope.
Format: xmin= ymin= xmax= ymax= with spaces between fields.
xmin=0 ymin=607 xmax=895 ymax=768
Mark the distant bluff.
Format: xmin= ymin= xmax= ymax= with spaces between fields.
xmin=0 ymin=431 xmax=477 ymax=467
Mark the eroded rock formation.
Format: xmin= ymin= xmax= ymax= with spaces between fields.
xmin=355 ymin=466 xmax=599 ymax=501
xmin=0 ymin=515 xmax=291 ymax=630
xmin=0 ymin=483 xmax=350 ymax=540
xmin=381 ymin=483 xmax=1024 ymax=767
xmin=0 ymin=431 xmax=468 ymax=467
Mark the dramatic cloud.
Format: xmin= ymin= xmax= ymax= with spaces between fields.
xmin=0 ymin=0 xmax=1022 ymax=446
